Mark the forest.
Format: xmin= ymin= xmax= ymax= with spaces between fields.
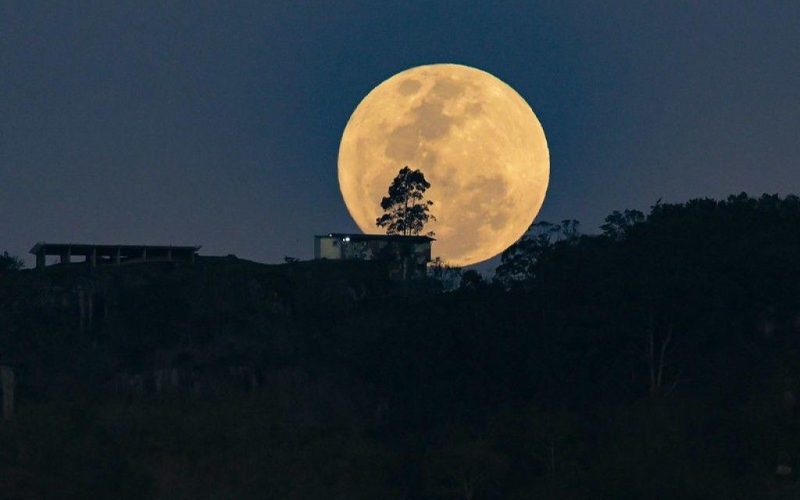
xmin=1 ymin=193 xmax=799 ymax=499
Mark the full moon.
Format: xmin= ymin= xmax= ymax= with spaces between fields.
xmin=338 ymin=64 xmax=549 ymax=267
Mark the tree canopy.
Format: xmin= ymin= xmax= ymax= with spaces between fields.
xmin=376 ymin=166 xmax=436 ymax=236
xmin=2 ymin=193 xmax=800 ymax=498
xmin=0 ymin=251 xmax=24 ymax=273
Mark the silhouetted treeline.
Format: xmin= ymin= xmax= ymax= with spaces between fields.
xmin=1 ymin=193 xmax=799 ymax=498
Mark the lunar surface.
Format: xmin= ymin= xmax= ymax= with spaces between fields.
xmin=338 ymin=64 xmax=549 ymax=267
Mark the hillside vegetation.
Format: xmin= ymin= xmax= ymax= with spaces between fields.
xmin=1 ymin=193 xmax=800 ymax=499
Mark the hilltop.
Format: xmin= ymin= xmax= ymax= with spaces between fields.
xmin=1 ymin=193 xmax=800 ymax=499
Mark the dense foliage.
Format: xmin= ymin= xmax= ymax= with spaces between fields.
xmin=1 ymin=193 xmax=799 ymax=498
xmin=0 ymin=251 xmax=24 ymax=274
xmin=376 ymin=166 xmax=436 ymax=236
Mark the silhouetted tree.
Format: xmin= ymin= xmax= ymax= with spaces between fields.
xmin=459 ymin=270 xmax=486 ymax=291
xmin=494 ymin=221 xmax=562 ymax=286
xmin=429 ymin=257 xmax=462 ymax=291
xmin=376 ymin=166 xmax=436 ymax=236
xmin=600 ymin=209 xmax=644 ymax=240
xmin=560 ymin=219 xmax=581 ymax=240
xmin=0 ymin=252 xmax=23 ymax=273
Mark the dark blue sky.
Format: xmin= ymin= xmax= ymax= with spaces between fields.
xmin=2 ymin=2 xmax=798 ymax=268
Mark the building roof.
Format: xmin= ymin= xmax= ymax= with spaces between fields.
xmin=30 ymin=242 xmax=201 ymax=255
xmin=317 ymin=233 xmax=434 ymax=243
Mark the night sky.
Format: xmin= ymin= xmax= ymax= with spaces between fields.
xmin=2 ymin=2 xmax=798 ymax=268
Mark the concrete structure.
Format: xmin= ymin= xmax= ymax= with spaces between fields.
xmin=30 ymin=242 xmax=200 ymax=270
xmin=314 ymin=233 xmax=433 ymax=278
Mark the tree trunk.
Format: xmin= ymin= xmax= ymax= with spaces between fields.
xmin=647 ymin=315 xmax=673 ymax=396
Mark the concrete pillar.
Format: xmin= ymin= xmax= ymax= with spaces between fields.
xmin=1 ymin=366 xmax=14 ymax=421
xmin=36 ymin=251 xmax=45 ymax=270
xmin=114 ymin=248 xmax=121 ymax=265
xmin=141 ymin=248 xmax=147 ymax=261
xmin=167 ymin=248 xmax=172 ymax=261
xmin=60 ymin=247 xmax=71 ymax=264
xmin=90 ymin=247 xmax=97 ymax=267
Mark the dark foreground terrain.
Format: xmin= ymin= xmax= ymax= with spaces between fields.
xmin=1 ymin=193 xmax=800 ymax=499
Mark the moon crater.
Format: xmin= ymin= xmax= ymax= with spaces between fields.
xmin=339 ymin=64 xmax=549 ymax=267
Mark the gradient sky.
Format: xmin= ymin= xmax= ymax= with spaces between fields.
xmin=2 ymin=2 xmax=798 ymax=268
